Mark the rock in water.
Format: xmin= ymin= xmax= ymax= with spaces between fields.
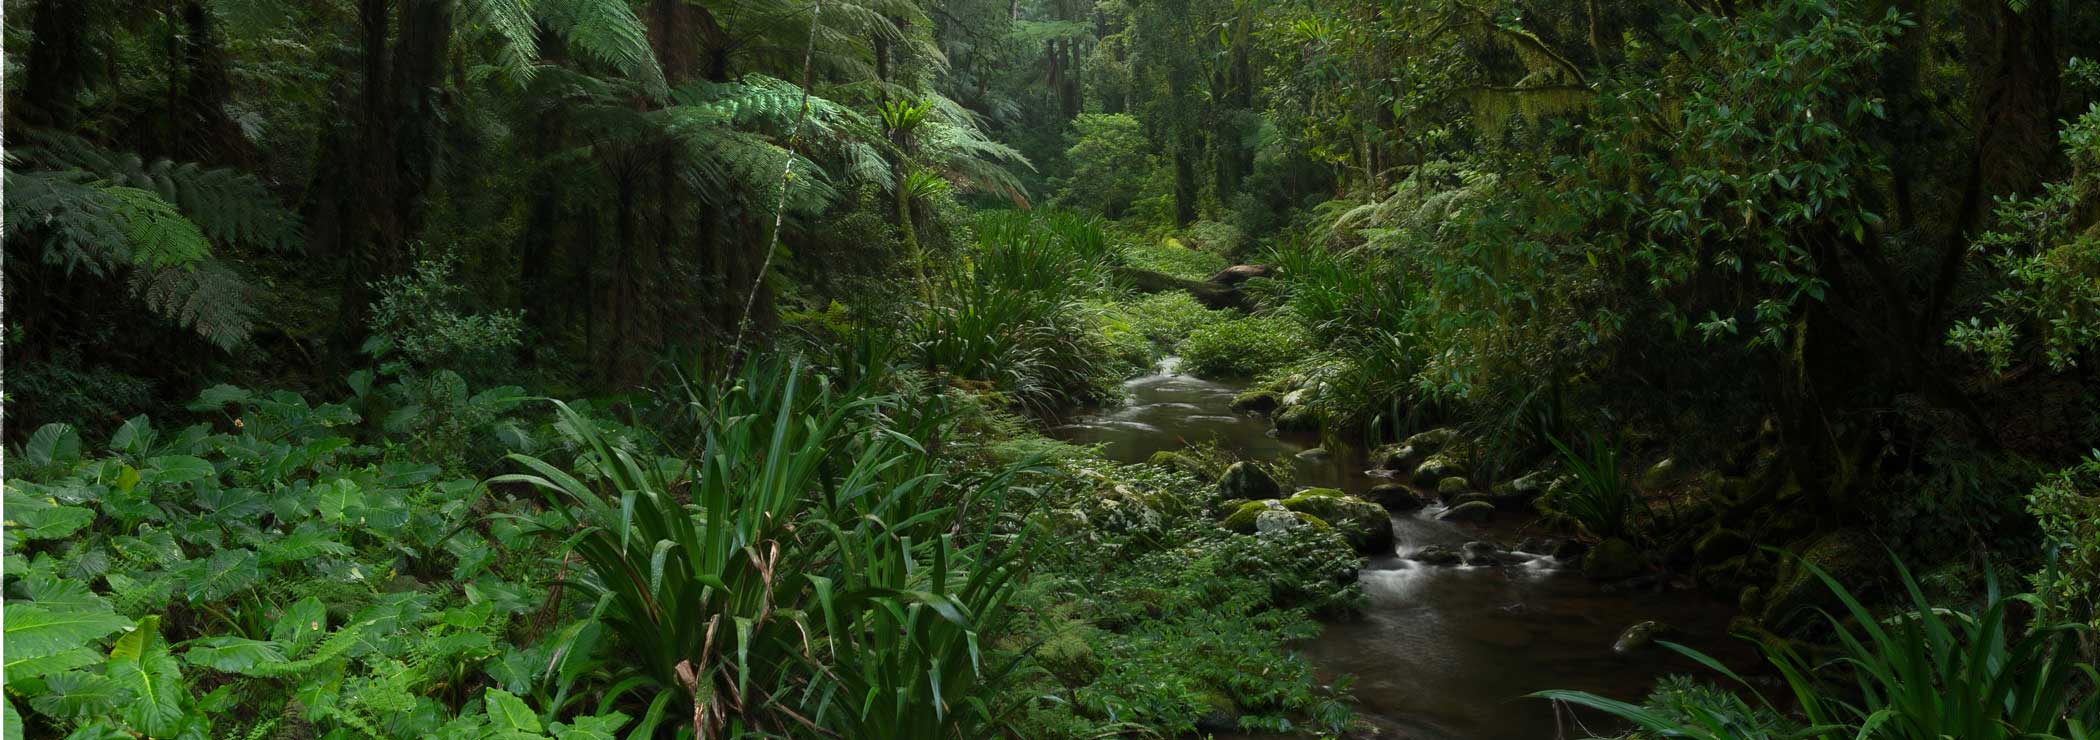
xmin=1435 ymin=500 xmax=1495 ymax=523
xmin=1583 ymin=538 xmax=1643 ymax=580
xmin=1461 ymin=541 xmax=1525 ymax=566
xmin=1366 ymin=483 xmax=1427 ymax=513
xmin=1282 ymin=488 xmax=1394 ymax=554
xmin=1412 ymin=545 xmax=1463 ymax=566
xmin=1217 ymin=461 xmax=1280 ymax=501
xmin=1229 ymin=389 xmax=1281 ymax=414
xmin=1613 ymin=620 xmax=1671 ymax=654
xmin=1295 ymin=447 xmax=1331 ymax=462
xmin=1436 ymin=476 xmax=1471 ymax=500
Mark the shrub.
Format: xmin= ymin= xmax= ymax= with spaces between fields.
xmin=1178 ymin=314 xmax=1310 ymax=379
xmin=1537 ymin=555 xmax=2100 ymax=739
xmin=367 ymin=252 xmax=525 ymax=379
xmin=1122 ymin=237 xmax=1229 ymax=281
xmin=2031 ymin=451 xmax=2100 ymax=642
xmin=1121 ymin=292 xmax=1224 ymax=347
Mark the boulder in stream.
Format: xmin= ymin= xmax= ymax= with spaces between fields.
xmin=1217 ymin=461 xmax=1280 ymax=501
xmin=1366 ymin=483 xmax=1428 ymax=513
xmin=1411 ymin=449 xmax=1473 ymax=487
xmin=1436 ymin=476 xmax=1472 ymax=499
xmin=1612 ymin=620 xmax=1673 ymax=655
xmin=1435 ymin=500 xmax=1496 ymax=523
xmin=1207 ymin=264 xmax=1274 ymax=285
xmin=1282 ymin=488 xmax=1394 ymax=554
xmin=1582 ymin=538 xmax=1643 ymax=581
xmin=1229 ymin=389 xmax=1281 ymax=414
xmin=1412 ymin=545 xmax=1464 ymax=566
xmin=1462 ymin=541 xmax=1527 ymax=566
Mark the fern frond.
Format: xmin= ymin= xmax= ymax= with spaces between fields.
xmin=457 ymin=0 xmax=540 ymax=86
xmin=3 ymin=167 xmax=132 ymax=276
xmin=538 ymin=0 xmax=667 ymax=98
xmin=129 ymin=260 xmax=258 ymax=351
xmin=102 ymin=186 xmax=214 ymax=269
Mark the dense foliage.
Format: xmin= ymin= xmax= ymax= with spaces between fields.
xmin=8 ymin=0 xmax=2100 ymax=737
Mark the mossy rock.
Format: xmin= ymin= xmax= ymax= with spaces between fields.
xmin=1222 ymin=499 xmax=1282 ymax=532
xmin=1281 ymin=488 xmax=1392 ymax=553
xmin=1229 ymin=389 xmax=1281 ymax=414
xmin=1378 ymin=427 xmax=1461 ymax=472
xmin=1411 ymin=448 xmax=1474 ymax=487
xmin=1217 ymin=461 xmax=1280 ymax=501
xmin=1193 ymin=691 xmax=1240 ymax=735
xmin=1693 ymin=528 xmax=1753 ymax=562
xmin=1582 ymin=538 xmax=1643 ymax=581
xmin=1436 ymin=476 xmax=1471 ymax=498
xmin=1223 ymin=499 xmax=1328 ymax=534
xmin=1760 ymin=528 xmax=1881 ymax=630
xmin=1273 ymin=404 xmax=1320 ymax=433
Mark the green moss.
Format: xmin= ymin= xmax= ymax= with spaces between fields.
xmin=1223 ymin=500 xmax=1277 ymax=532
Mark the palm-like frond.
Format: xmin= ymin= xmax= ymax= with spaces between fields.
xmin=129 ymin=261 xmax=258 ymax=351
xmin=538 ymin=0 xmax=668 ymax=97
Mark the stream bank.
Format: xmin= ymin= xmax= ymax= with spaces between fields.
xmin=1054 ymin=358 xmax=1745 ymax=739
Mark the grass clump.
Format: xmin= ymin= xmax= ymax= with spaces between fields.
xmin=1123 ymin=237 xmax=1230 ymax=281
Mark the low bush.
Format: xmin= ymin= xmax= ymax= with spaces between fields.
xmin=1178 ymin=314 xmax=1312 ymax=379
xmin=1122 ymin=238 xmax=1230 ymax=281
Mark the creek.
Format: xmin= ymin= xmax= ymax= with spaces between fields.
xmin=1053 ymin=358 xmax=1743 ymax=739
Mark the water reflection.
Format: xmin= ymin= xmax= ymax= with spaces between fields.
xmin=1053 ymin=359 xmax=1745 ymax=739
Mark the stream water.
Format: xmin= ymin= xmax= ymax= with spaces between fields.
xmin=1053 ymin=358 xmax=1743 ymax=739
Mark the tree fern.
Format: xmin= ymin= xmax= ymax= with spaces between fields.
xmin=537 ymin=0 xmax=666 ymax=97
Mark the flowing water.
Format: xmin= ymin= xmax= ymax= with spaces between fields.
xmin=1053 ymin=359 xmax=1744 ymax=739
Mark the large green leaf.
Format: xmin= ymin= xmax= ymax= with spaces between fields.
xmin=483 ymin=688 xmax=542 ymax=734
xmin=3 ymin=603 xmax=132 ymax=668
xmin=3 ymin=488 xmax=95 ymax=541
xmin=143 ymin=455 xmax=215 ymax=485
xmin=316 ymin=478 xmax=365 ymax=523
xmin=551 ymin=711 xmax=630 ymax=740
xmin=181 ymin=636 xmax=286 ymax=674
xmin=26 ymin=671 xmax=121 ymax=722
xmin=22 ymin=423 xmax=82 ymax=469
xmin=3 ymin=697 xmax=20 ymax=740
xmin=105 ymin=616 xmax=186 ymax=737
xmin=183 ymin=548 xmax=260 ymax=603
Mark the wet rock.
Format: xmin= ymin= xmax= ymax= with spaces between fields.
xmin=1405 ymin=427 xmax=1461 ymax=452
xmin=1229 ymin=389 xmax=1281 ymax=414
xmin=1411 ymin=545 xmax=1463 ymax=566
xmin=1694 ymin=528 xmax=1753 ymax=562
xmin=1485 ymin=470 xmax=1553 ymax=511
xmin=1217 ymin=461 xmax=1280 ymax=501
xmin=1462 ymin=541 xmax=1526 ymax=566
xmin=1411 ymin=448 xmax=1474 ymax=487
xmin=1377 ymin=427 xmax=1459 ymax=472
xmin=1295 ymin=447 xmax=1332 ymax=462
xmin=1514 ymin=537 xmax=1562 ymax=556
xmin=1282 ymin=488 xmax=1394 ymax=554
xmin=1613 ymin=620 xmax=1672 ymax=655
xmin=1436 ymin=476 xmax=1472 ymax=499
xmin=1641 ymin=457 xmax=1682 ymax=490
xmin=1377 ymin=443 xmax=1422 ymax=471
xmin=1365 ymin=483 xmax=1428 ymax=513
xmin=1435 ymin=500 xmax=1496 ymax=523
xmin=1274 ymin=404 xmax=1320 ymax=433
xmin=1550 ymin=539 xmax=1589 ymax=560
xmin=1193 ymin=692 xmax=1240 ymax=734
xmin=1582 ymin=538 xmax=1643 ymax=581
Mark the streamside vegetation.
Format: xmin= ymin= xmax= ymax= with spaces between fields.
xmin=6 ymin=0 xmax=2100 ymax=738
